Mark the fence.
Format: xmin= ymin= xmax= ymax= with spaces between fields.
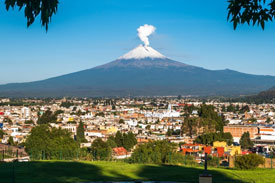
xmin=0 ymin=149 xmax=28 ymax=162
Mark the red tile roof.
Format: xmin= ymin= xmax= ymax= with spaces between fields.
xmin=112 ymin=147 xmax=127 ymax=156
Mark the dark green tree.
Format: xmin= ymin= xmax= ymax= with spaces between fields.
xmin=4 ymin=0 xmax=59 ymax=31
xmin=240 ymin=132 xmax=254 ymax=149
xmin=8 ymin=136 xmax=15 ymax=146
xmin=221 ymin=105 xmax=226 ymax=112
xmin=107 ymin=136 xmax=117 ymax=148
xmin=227 ymin=0 xmax=275 ymax=30
xmin=0 ymin=129 xmax=5 ymax=139
xmin=115 ymin=131 xmax=123 ymax=147
xmin=61 ymin=102 xmax=73 ymax=108
xmin=145 ymin=125 xmax=151 ymax=130
xmin=95 ymin=112 xmax=105 ymax=117
xmin=166 ymin=128 xmax=172 ymax=137
xmin=25 ymin=124 xmax=79 ymax=159
xmin=227 ymin=104 xmax=236 ymax=112
xmin=76 ymin=121 xmax=86 ymax=143
xmin=119 ymin=119 xmax=125 ymax=124
xmin=25 ymin=120 xmax=34 ymax=124
xmin=198 ymin=105 xmax=226 ymax=132
xmin=195 ymin=132 xmax=233 ymax=146
xmin=91 ymin=138 xmax=112 ymax=160
xmin=184 ymin=104 xmax=196 ymax=115
xmin=108 ymin=131 xmax=137 ymax=151
xmin=130 ymin=140 xmax=178 ymax=164
xmin=4 ymin=117 xmax=12 ymax=125
xmin=240 ymin=105 xmax=250 ymax=114
xmin=182 ymin=117 xmax=198 ymax=138
xmin=123 ymin=132 xmax=137 ymax=151
xmin=37 ymin=110 xmax=57 ymax=124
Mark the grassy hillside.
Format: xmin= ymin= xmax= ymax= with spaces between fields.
xmin=0 ymin=161 xmax=275 ymax=183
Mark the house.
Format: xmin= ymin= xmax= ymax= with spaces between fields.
xmin=112 ymin=147 xmax=129 ymax=159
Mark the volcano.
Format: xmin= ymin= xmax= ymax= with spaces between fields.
xmin=0 ymin=45 xmax=275 ymax=97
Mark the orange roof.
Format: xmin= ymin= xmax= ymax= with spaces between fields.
xmin=182 ymin=148 xmax=200 ymax=153
xmin=113 ymin=147 xmax=127 ymax=156
xmin=183 ymin=143 xmax=202 ymax=146
xmin=260 ymin=128 xmax=274 ymax=132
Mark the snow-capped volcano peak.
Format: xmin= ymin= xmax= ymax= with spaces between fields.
xmin=118 ymin=44 xmax=166 ymax=60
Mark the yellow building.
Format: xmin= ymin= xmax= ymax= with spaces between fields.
xmin=68 ymin=117 xmax=74 ymax=121
xmin=226 ymin=146 xmax=241 ymax=156
xmin=213 ymin=141 xmax=227 ymax=148
xmin=107 ymin=126 xmax=118 ymax=134
xmin=99 ymin=125 xmax=106 ymax=130
xmin=213 ymin=141 xmax=241 ymax=156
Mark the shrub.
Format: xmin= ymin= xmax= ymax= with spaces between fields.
xmin=235 ymin=154 xmax=264 ymax=169
xmin=207 ymin=155 xmax=220 ymax=167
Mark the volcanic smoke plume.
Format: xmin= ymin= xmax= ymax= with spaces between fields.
xmin=137 ymin=24 xmax=156 ymax=47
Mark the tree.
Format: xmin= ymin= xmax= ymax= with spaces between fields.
xmin=227 ymin=0 xmax=275 ymax=30
xmin=240 ymin=132 xmax=254 ymax=149
xmin=115 ymin=131 xmax=123 ymax=147
xmin=198 ymin=105 xmax=226 ymax=132
xmin=61 ymin=102 xmax=73 ymax=108
xmin=119 ymin=119 xmax=125 ymax=124
xmin=130 ymin=140 xmax=178 ymax=164
xmin=4 ymin=0 xmax=59 ymax=31
xmin=112 ymin=131 xmax=137 ymax=151
xmin=95 ymin=112 xmax=105 ymax=117
xmin=145 ymin=125 xmax=151 ymax=130
xmin=25 ymin=120 xmax=34 ymax=124
xmin=107 ymin=136 xmax=117 ymax=148
xmin=221 ymin=105 xmax=226 ymax=112
xmin=184 ymin=104 xmax=196 ymax=115
xmin=182 ymin=117 xmax=198 ymax=138
xmin=195 ymin=132 xmax=233 ymax=146
xmin=240 ymin=105 xmax=250 ymax=114
xmin=25 ymin=124 xmax=79 ymax=160
xmin=4 ymin=117 xmax=12 ymax=125
xmin=227 ymin=104 xmax=236 ymax=112
xmin=0 ymin=129 xmax=5 ymax=138
xmin=123 ymin=132 xmax=137 ymax=151
xmin=91 ymin=138 xmax=112 ymax=160
xmin=76 ymin=121 xmax=86 ymax=143
xmin=166 ymin=128 xmax=172 ymax=137
xmin=37 ymin=110 xmax=58 ymax=124
xmin=8 ymin=136 xmax=15 ymax=146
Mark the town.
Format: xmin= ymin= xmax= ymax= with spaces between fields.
xmin=0 ymin=97 xmax=274 ymax=167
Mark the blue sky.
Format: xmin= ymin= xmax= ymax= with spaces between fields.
xmin=0 ymin=0 xmax=275 ymax=84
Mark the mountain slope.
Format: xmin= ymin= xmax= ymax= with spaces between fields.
xmin=0 ymin=45 xmax=275 ymax=97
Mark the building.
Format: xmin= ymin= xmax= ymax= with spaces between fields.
xmin=112 ymin=147 xmax=129 ymax=159
xmin=224 ymin=125 xmax=258 ymax=142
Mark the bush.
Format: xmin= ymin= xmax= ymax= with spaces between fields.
xmin=170 ymin=154 xmax=196 ymax=166
xmin=207 ymin=155 xmax=220 ymax=167
xmin=235 ymin=154 xmax=264 ymax=169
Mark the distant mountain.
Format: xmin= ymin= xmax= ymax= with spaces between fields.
xmin=0 ymin=45 xmax=275 ymax=97
xmin=258 ymin=86 xmax=275 ymax=98
xmin=234 ymin=86 xmax=275 ymax=104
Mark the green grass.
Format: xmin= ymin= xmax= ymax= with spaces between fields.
xmin=0 ymin=161 xmax=275 ymax=183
